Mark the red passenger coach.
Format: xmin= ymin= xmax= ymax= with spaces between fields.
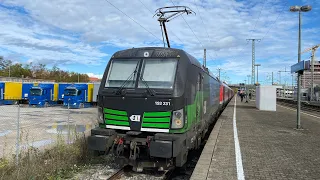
xmin=219 ymin=84 xmax=224 ymax=105
xmin=219 ymin=82 xmax=233 ymax=107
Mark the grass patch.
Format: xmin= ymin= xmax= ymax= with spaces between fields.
xmin=0 ymin=131 xmax=95 ymax=180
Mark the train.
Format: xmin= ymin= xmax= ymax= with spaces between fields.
xmin=87 ymin=47 xmax=234 ymax=172
xmin=0 ymin=81 xmax=100 ymax=108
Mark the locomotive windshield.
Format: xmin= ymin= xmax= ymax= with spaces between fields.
xmin=29 ymin=88 xmax=42 ymax=96
xmin=105 ymin=58 xmax=177 ymax=89
xmin=64 ymin=89 xmax=77 ymax=96
xmin=138 ymin=59 xmax=177 ymax=89
xmin=105 ymin=60 xmax=139 ymax=88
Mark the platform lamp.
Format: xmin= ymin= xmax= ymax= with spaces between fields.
xmin=290 ymin=5 xmax=312 ymax=129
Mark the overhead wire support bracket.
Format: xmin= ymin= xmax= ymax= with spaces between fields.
xmin=154 ymin=6 xmax=195 ymax=48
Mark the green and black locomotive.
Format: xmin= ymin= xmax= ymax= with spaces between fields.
xmin=88 ymin=47 xmax=233 ymax=172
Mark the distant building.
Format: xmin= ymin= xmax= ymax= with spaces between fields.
xmin=301 ymin=60 xmax=320 ymax=89
xmin=89 ymin=77 xmax=101 ymax=82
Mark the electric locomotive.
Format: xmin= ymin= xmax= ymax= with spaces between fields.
xmin=88 ymin=47 xmax=233 ymax=172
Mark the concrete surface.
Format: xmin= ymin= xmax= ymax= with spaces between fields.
xmin=191 ymin=96 xmax=320 ymax=180
xmin=0 ymin=104 xmax=97 ymax=157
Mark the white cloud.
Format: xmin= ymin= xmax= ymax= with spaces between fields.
xmin=0 ymin=5 xmax=108 ymax=66
xmin=0 ymin=0 xmax=319 ymax=84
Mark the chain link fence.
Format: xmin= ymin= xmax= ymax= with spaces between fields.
xmin=0 ymin=102 xmax=97 ymax=164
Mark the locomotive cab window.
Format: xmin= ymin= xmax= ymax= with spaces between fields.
xmin=138 ymin=59 xmax=177 ymax=89
xmin=105 ymin=59 xmax=140 ymax=88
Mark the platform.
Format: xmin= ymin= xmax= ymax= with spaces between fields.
xmin=190 ymin=96 xmax=320 ymax=180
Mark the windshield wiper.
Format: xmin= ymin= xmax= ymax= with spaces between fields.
xmin=114 ymin=62 xmax=140 ymax=95
xmin=139 ymin=76 xmax=155 ymax=96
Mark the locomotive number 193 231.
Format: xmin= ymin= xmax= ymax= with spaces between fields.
xmin=155 ymin=101 xmax=171 ymax=106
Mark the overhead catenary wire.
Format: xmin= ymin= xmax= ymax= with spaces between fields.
xmin=170 ymin=0 xmax=204 ymax=48
xmin=170 ymin=0 xmax=218 ymax=65
xmin=105 ymin=0 xmax=162 ymax=43
xmin=193 ymin=0 xmax=218 ymax=58
xmin=238 ymin=1 xmax=268 ymax=58
xmin=261 ymin=1 xmax=289 ymax=40
xmin=248 ymin=1 xmax=268 ymax=39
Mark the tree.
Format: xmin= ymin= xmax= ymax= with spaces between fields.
xmin=0 ymin=55 xmax=90 ymax=82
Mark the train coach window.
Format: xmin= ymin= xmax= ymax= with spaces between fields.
xmin=105 ymin=60 xmax=140 ymax=88
xmin=138 ymin=59 xmax=177 ymax=89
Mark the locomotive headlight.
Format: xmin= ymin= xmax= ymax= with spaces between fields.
xmin=97 ymin=106 xmax=104 ymax=124
xmin=171 ymin=109 xmax=184 ymax=129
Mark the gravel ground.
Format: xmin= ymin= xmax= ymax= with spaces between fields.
xmin=70 ymin=154 xmax=169 ymax=180
xmin=70 ymin=155 xmax=121 ymax=180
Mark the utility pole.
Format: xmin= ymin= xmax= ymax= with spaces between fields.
xmin=310 ymin=45 xmax=319 ymax=101
xmin=246 ymin=38 xmax=261 ymax=84
xmin=78 ymin=73 xmax=80 ymax=83
xmin=279 ymin=67 xmax=290 ymax=85
xmin=279 ymin=67 xmax=290 ymax=97
xmin=254 ymin=64 xmax=261 ymax=85
xmin=218 ymin=68 xmax=221 ymax=80
xmin=203 ymin=48 xmax=206 ymax=67
xmin=246 ymin=75 xmax=250 ymax=103
xmin=301 ymin=44 xmax=319 ymax=101
xmin=291 ymin=74 xmax=294 ymax=90
xmin=272 ymin=72 xmax=274 ymax=85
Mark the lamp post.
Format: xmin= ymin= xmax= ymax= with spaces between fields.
xmin=254 ymin=64 xmax=261 ymax=85
xmin=245 ymin=78 xmax=249 ymax=103
xmin=291 ymin=74 xmax=294 ymax=90
xmin=290 ymin=5 xmax=312 ymax=129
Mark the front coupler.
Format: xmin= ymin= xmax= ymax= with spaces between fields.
xmin=88 ymin=127 xmax=188 ymax=171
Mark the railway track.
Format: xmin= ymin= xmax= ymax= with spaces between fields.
xmin=107 ymin=165 xmax=175 ymax=180
xmin=107 ymin=165 xmax=130 ymax=180
xmin=277 ymin=99 xmax=320 ymax=115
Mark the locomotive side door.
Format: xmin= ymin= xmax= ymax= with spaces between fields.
xmin=196 ymin=73 xmax=204 ymax=129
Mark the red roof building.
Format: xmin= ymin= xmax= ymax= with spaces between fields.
xmin=89 ymin=77 xmax=101 ymax=82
